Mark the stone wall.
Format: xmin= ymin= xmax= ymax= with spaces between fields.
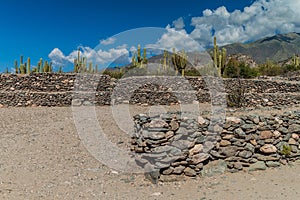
xmin=0 ymin=73 xmax=300 ymax=107
xmin=131 ymin=111 xmax=300 ymax=182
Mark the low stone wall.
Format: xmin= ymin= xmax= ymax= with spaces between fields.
xmin=0 ymin=73 xmax=300 ymax=107
xmin=131 ymin=111 xmax=300 ymax=182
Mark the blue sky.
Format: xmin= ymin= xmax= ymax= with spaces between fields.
xmin=1 ymin=0 xmax=299 ymax=72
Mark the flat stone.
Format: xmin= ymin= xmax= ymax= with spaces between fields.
xmin=184 ymin=167 xmax=197 ymax=177
xmin=266 ymin=161 xmax=281 ymax=168
xmin=260 ymin=144 xmax=277 ymax=154
xmin=170 ymin=120 xmax=179 ymax=131
xmin=147 ymin=119 xmax=169 ymax=128
xmin=250 ymin=139 xmax=257 ymax=146
xmin=165 ymin=131 xmax=174 ymax=139
xmin=245 ymin=143 xmax=255 ymax=153
xmin=288 ymin=124 xmax=300 ymax=133
xmin=222 ymin=134 xmax=234 ymax=140
xmin=292 ymin=133 xmax=299 ymax=140
xmin=226 ymin=117 xmax=241 ymax=124
xmin=239 ymin=150 xmax=253 ymax=159
xmin=191 ymin=153 xmax=210 ymax=164
xmin=259 ymin=131 xmax=273 ymax=139
xmin=234 ymin=128 xmax=246 ymax=138
xmin=289 ymin=138 xmax=297 ymax=145
xmin=233 ymin=162 xmax=243 ymax=170
xmin=173 ymin=165 xmax=186 ymax=174
xmin=273 ymin=130 xmax=281 ymax=138
xmin=162 ymin=167 xmax=173 ymax=175
xmin=198 ymin=116 xmax=206 ymax=125
xmin=219 ymin=146 xmax=238 ymax=157
xmin=248 ymin=161 xmax=266 ymax=171
xmin=201 ymin=160 xmax=227 ymax=177
xmin=255 ymin=154 xmax=280 ymax=161
xmin=189 ymin=144 xmax=203 ymax=156
xmin=220 ymin=140 xmax=231 ymax=147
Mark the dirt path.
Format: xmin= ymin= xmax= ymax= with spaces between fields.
xmin=0 ymin=106 xmax=300 ymax=199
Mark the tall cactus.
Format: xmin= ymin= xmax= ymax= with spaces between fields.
xmin=131 ymin=44 xmax=147 ymax=68
xmin=27 ymin=57 xmax=31 ymax=74
xmin=14 ymin=60 xmax=18 ymax=74
xmin=172 ymin=49 xmax=187 ymax=76
xmin=213 ymin=36 xmax=227 ymax=76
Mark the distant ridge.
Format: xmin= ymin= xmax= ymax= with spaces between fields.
xmin=223 ymin=32 xmax=300 ymax=63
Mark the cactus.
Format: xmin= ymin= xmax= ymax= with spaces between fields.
xmin=293 ymin=54 xmax=299 ymax=67
xmin=213 ymin=36 xmax=227 ymax=76
xmin=38 ymin=58 xmax=43 ymax=73
xmin=20 ymin=55 xmax=23 ymax=65
xmin=27 ymin=57 xmax=30 ymax=74
xmin=20 ymin=64 xmax=26 ymax=74
xmin=131 ymin=44 xmax=147 ymax=68
xmin=58 ymin=66 xmax=63 ymax=73
xmin=172 ymin=49 xmax=187 ymax=76
xmin=14 ymin=60 xmax=18 ymax=74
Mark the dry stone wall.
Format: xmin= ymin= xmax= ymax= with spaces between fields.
xmin=131 ymin=111 xmax=300 ymax=182
xmin=0 ymin=73 xmax=300 ymax=107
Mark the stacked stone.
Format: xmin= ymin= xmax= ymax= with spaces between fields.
xmin=131 ymin=111 xmax=300 ymax=180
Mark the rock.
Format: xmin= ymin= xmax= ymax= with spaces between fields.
xmin=198 ymin=116 xmax=206 ymax=125
xmin=203 ymin=141 xmax=215 ymax=153
xmin=165 ymin=131 xmax=174 ymax=139
xmin=255 ymin=154 xmax=279 ymax=161
xmin=173 ymin=165 xmax=186 ymax=174
xmin=234 ymin=128 xmax=246 ymax=138
xmin=292 ymin=133 xmax=299 ymax=140
xmin=273 ymin=130 xmax=281 ymax=138
xmin=226 ymin=117 xmax=241 ymax=124
xmin=222 ymin=134 xmax=234 ymax=140
xmin=250 ymin=139 xmax=257 ymax=146
xmin=210 ymin=150 xmax=226 ymax=159
xmin=190 ymin=153 xmax=210 ymax=164
xmin=245 ymin=143 xmax=255 ymax=153
xmin=147 ymin=132 xmax=166 ymax=140
xmin=170 ymin=120 xmax=179 ymax=131
xmin=260 ymin=144 xmax=277 ymax=154
xmin=201 ymin=160 xmax=227 ymax=177
xmin=288 ymin=124 xmax=300 ymax=133
xmin=72 ymin=99 xmax=82 ymax=106
xmin=259 ymin=131 xmax=273 ymax=139
xmin=288 ymin=138 xmax=297 ymax=145
xmin=239 ymin=150 xmax=253 ymax=159
xmin=148 ymin=119 xmax=169 ymax=128
xmin=220 ymin=140 xmax=231 ymax=147
xmin=184 ymin=167 xmax=197 ymax=177
xmin=219 ymin=146 xmax=239 ymax=157
xmin=162 ymin=167 xmax=173 ymax=175
xmin=233 ymin=162 xmax=243 ymax=170
xmin=160 ymin=174 xmax=184 ymax=182
xmin=266 ymin=161 xmax=281 ymax=168
xmin=189 ymin=144 xmax=203 ymax=156
xmin=249 ymin=161 xmax=266 ymax=171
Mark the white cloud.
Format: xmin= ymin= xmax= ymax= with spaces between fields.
xmin=189 ymin=0 xmax=300 ymax=47
xmin=172 ymin=17 xmax=185 ymax=29
xmin=100 ymin=37 xmax=116 ymax=45
xmin=146 ymin=25 xmax=202 ymax=52
xmin=48 ymin=45 xmax=129 ymax=68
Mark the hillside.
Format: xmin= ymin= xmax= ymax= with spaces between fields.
xmin=223 ymin=32 xmax=300 ymax=63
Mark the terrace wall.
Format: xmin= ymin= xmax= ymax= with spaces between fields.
xmin=0 ymin=73 xmax=299 ymax=107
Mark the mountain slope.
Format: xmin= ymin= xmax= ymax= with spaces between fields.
xmin=223 ymin=32 xmax=300 ymax=63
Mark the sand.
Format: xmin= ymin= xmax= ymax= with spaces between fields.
xmin=0 ymin=105 xmax=300 ymax=200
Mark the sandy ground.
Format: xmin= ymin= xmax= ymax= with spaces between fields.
xmin=1 ymin=105 xmax=300 ymax=200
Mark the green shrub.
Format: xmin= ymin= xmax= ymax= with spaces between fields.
xmin=280 ymin=144 xmax=292 ymax=157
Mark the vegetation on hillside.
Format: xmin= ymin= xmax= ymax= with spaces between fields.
xmin=4 ymin=36 xmax=300 ymax=79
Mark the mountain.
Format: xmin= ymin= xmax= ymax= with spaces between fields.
xmin=223 ymin=32 xmax=300 ymax=63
